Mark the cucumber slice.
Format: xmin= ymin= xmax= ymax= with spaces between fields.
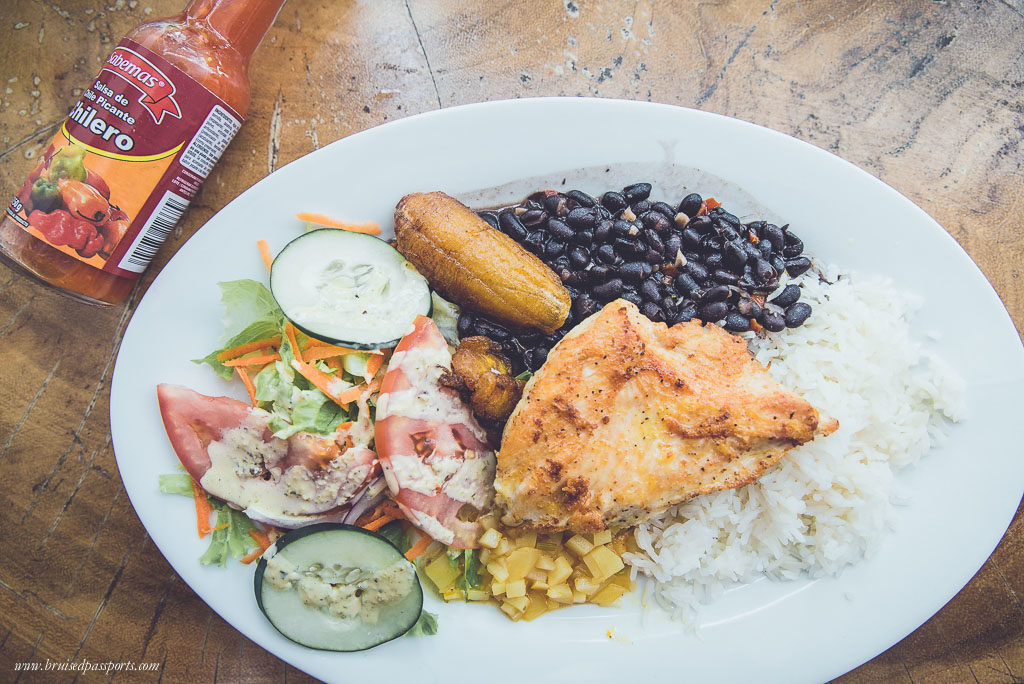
xmin=270 ymin=229 xmax=431 ymax=349
xmin=254 ymin=523 xmax=424 ymax=651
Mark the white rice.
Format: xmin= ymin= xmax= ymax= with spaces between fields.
xmin=624 ymin=266 xmax=966 ymax=622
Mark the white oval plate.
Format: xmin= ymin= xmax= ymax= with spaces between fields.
xmin=110 ymin=98 xmax=1024 ymax=683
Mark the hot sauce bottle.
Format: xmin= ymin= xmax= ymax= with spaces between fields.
xmin=0 ymin=0 xmax=286 ymax=305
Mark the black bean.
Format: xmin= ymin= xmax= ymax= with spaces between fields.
xmin=568 ymin=246 xmax=591 ymax=269
xmin=498 ymin=209 xmax=529 ymax=240
xmin=759 ymin=310 xmax=786 ymax=332
xmin=689 ymin=214 xmax=714 ymax=234
xmin=559 ymin=268 xmax=581 ymax=286
xmin=704 ymin=252 xmax=724 ymax=270
xmin=785 ymin=302 xmax=812 ymax=327
xmin=614 ymin=237 xmax=644 ymax=258
xmin=700 ymin=284 xmax=731 ymax=303
xmin=640 ymin=302 xmax=665 ymax=322
xmin=737 ymin=275 xmax=757 ymax=291
xmin=594 ymin=220 xmax=614 ymax=242
xmin=545 ymin=239 xmax=566 ymax=258
xmin=718 ymin=211 xmax=741 ymax=229
xmin=532 ymin=346 xmax=550 ymax=366
xmin=552 ymin=254 xmax=571 ymax=271
xmin=573 ymin=294 xmax=601 ymax=320
xmin=631 ymin=199 xmax=652 ymax=215
xmin=675 ymin=272 xmax=700 ymax=296
xmin=473 ymin=318 xmax=510 ymax=341
xmin=746 ymin=220 xmax=767 ymax=235
xmin=575 ymin=228 xmax=594 ymax=246
xmin=678 ymin=193 xmax=703 ymax=218
xmin=682 ymin=228 xmax=703 ymax=248
xmin=782 ymin=231 xmax=804 ymax=257
xmin=588 ymin=264 xmax=611 ymax=282
xmin=770 ymin=284 xmax=801 ymax=308
xmin=640 ymin=279 xmax=662 ymax=302
xmin=742 ymin=241 xmax=762 ymax=261
xmin=523 ymin=230 xmax=545 ymax=253
xmin=684 ymin=260 xmax=709 ymax=281
xmin=644 ymin=211 xmax=673 ymax=235
xmin=612 ymin=219 xmax=634 ymax=238
xmin=651 ymin=201 xmax=676 ymax=219
xmin=724 ymin=240 xmax=748 ymax=268
xmin=601 ymin=191 xmax=628 ymax=212
xmin=623 ymin=182 xmax=652 ymax=203
xmin=700 ymin=235 xmax=724 ymax=253
xmin=660 ymin=295 xmax=678 ymax=312
xmin=620 ymin=261 xmax=647 ymax=283
xmin=543 ymin=194 xmax=565 ymax=215
xmin=521 ymin=349 xmax=537 ymax=372
xmin=621 ymin=288 xmax=644 ymax=307
xmin=566 ymin=190 xmax=596 ymax=208
xmin=593 ymin=278 xmax=625 ymax=301
xmin=566 ymin=207 xmax=598 ymax=230
xmin=763 ymin=224 xmax=784 ymax=249
xmin=723 ymin=313 xmax=751 ymax=332
xmin=754 ymin=258 xmax=776 ymax=283
xmin=672 ymin=304 xmax=698 ymax=325
xmin=643 ymin=229 xmax=665 ymax=254
xmin=737 ymin=297 xmax=762 ymax=319
xmin=770 ymin=254 xmax=786 ymax=274
xmin=718 ymin=225 xmax=739 ymax=242
xmin=521 ymin=209 xmax=548 ymax=227
xmin=544 ymin=217 xmax=571 ymax=240
xmin=664 ymin=234 xmax=683 ymax=258
xmin=700 ymin=300 xmax=729 ymax=321
xmin=595 ymin=243 xmax=618 ymax=264
xmin=757 ymin=238 xmax=774 ymax=258
xmin=478 ymin=211 xmax=500 ymax=229
xmin=786 ymin=256 xmax=812 ymax=277
xmin=712 ymin=269 xmax=740 ymax=285
xmin=457 ymin=312 xmax=475 ymax=337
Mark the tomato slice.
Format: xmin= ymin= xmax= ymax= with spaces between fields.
xmin=156 ymin=384 xmax=379 ymax=528
xmin=374 ymin=316 xmax=496 ymax=548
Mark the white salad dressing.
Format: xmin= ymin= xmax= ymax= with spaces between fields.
xmin=264 ymin=549 xmax=415 ymax=624
xmin=201 ymin=412 xmax=374 ymax=517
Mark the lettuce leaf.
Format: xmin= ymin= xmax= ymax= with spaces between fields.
xmin=193 ymin=280 xmax=285 ymax=379
xmin=408 ymin=610 xmax=438 ymax=637
xmin=158 ymin=472 xmax=259 ymax=566
xmin=199 ymin=499 xmax=259 ymax=567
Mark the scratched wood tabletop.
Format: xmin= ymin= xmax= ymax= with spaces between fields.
xmin=1 ymin=0 xmax=1022 ymax=681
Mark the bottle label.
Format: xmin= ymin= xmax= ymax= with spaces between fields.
xmin=4 ymin=39 xmax=242 ymax=278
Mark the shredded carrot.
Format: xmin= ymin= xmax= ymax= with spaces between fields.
xmin=284 ymin=322 xmax=304 ymax=363
xmin=335 ymin=420 xmax=355 ymax=433
xmin=290 ymin=358 xmax=356 ymax=406
xmin=333 ymin=376 xmax=380 ymax=405
xmin=365 ymin=352 xmax=385 ymax=380
xmin=191 ymin=478 xmax=213 ymax=538
xmin=363 ymin=514 xmax=398 ymax=531
xmin=257 ymin=239 xmax=274 ymax=272
xmin=223 ymin=352 xmax=281 ymax=368
xmin=217 ymin=336 xmax=281 ymax=362
xmin=296 ymin=212 xmax=382 ymax=235
xmin=404 ymin=533 xmax=433 ymax=561
xmin=235 ymin=367 xmax=257 ymax=406
xmin=302 ymin=345 xmax=364 ymax=362
xmin=705 ymin=197 xmax=721 ymax=210
xmin=211 ymin=523 xmax=229 ymax=532
xmin=240 ymin=529 xmax=274 ymax=565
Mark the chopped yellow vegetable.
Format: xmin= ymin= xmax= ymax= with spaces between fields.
xmin=591 ymin=583 xmax=628 ymax=607
xmin=506 ymin=547 xmax=540 ymax=580
xmin=546 ymin=584 xmax=573 ymax=603
xmin=583 ymin=545 xmax=625 ymax=580
xmin=565 ymin=534 xmax=594 ymax=557
xmin=425 ymin=553 xmax=461 ymax=593
xmin=479 ymin=528 xmax=502 ymax=549
xmin=592 ymin=529 xmax=613 ymax=546
xmin=467 ymin=589 xmax=490 ymax=602
xmin=505 ymin=578 xmax=527 ymax=599
xmin=505 ymin=595 xmax=529 ymax=612
xmin=486 ymin=559 xmax=510 ymax=582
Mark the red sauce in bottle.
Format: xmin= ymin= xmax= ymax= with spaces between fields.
xmin=0 ymin=0 xmax=286 ymax=305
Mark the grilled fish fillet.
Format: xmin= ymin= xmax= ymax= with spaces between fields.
xmin=495 ymin=299 xmax=837 ymax=533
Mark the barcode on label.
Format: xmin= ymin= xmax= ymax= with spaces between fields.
xmin=117 ymin=191 xmax=189 ymax=273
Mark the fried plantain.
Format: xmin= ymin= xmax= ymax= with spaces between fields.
xmin=440 ymin=336 xmax=525 ymax=424
xmin=394 ymin=192 xmax=571 ymax=334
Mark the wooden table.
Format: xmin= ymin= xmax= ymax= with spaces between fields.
xmin=1 ymin=1 xmax=1021 ymax=681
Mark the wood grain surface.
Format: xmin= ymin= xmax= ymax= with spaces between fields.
xmin=1 ymin=0 xmax=1021 ymax=682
